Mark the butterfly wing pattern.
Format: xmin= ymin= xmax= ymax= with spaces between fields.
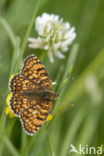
xmin=9 ymin=55 xmax=54 ymax=135
xmin=22 ymin=56 xmax=52 ymax=89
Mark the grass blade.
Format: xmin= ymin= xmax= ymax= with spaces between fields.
xmin=61 ymin=49 xmax=104 ymax=111
xmin=3 ymin=136 xmax=19 ymax=156
xmin=15 ymin=0 xmax=40 ymax=72
xmin=0 ymin=17 xmax=16 ymax=47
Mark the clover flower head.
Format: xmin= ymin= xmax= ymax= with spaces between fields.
xmin=28 ymin=13 xmax=76 ymax=63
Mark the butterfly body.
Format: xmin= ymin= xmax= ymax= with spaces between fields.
xmin=9 ymin=55 xmax=57 ymax=135
xmin=22 ymin=89 xmax=56 ymax=101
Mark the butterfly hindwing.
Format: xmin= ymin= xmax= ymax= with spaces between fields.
xmin=10 ymin=95 xmax=38 ymax=116
xmin=10 ymin=74 xmax=38 ymax=95
xmin=9 ymin=74 xmax=38 ymax=116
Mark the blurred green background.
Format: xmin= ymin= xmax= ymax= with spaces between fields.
xmin=0 ymin=0 xmax=104 ymax=156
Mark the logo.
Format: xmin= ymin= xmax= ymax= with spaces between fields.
xmin=69 ymin=144 xmax=103 ymax=155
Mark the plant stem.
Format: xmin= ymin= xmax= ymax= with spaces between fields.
xmin=46 ymin=127 xmax=54 ymax=156
xmin=53 ymin=43 xmax=79 ymax=114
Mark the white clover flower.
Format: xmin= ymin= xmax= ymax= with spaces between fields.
xmin=28 ymin=13 xmax=76 ymax=63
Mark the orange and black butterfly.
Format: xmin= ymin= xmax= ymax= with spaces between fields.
xmin=9 ymin=55 xmax=57 ymax=135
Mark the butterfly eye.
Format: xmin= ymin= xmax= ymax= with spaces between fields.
xmin=53 ymin=92 xmax=58 ymax=99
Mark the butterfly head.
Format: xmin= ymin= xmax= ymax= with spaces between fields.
xmin=53 ymin=92 xmax=58 ymax=99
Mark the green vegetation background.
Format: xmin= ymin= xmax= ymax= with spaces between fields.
xmin=0 ymin=0 xmax=104 ymax=156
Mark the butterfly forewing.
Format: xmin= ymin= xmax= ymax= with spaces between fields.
xmin=22 ymin=55 xmax=52 ymax=90
xmin=20 ymin=100 xmax=52 ymax=135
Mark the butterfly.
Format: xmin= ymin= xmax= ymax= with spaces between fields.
xmin=9 ymin=55 xmax=57 ymax=135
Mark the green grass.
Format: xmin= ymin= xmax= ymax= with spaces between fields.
xmin=0 ymin=0 xmax=104 ymax=156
